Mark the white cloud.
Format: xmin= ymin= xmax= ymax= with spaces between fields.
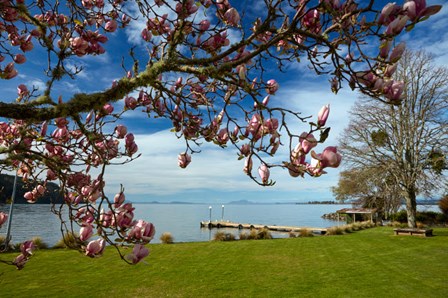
xmin=29 ymin=79 xmax=46 ymax=92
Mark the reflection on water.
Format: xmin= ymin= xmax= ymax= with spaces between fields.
xmin=0 ymin=203 xmax=440 ymax=246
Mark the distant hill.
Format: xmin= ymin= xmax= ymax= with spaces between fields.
xmin=228 ymin=200 xmax=255 ymax=205
xmin=0 ymin=173 xmax=64 ymax=204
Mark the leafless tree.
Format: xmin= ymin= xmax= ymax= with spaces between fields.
xmin=339 ymin=50 xmax=448 ymax=227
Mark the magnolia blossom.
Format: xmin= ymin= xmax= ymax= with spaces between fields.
xmin=403 ymin=0 xmax=442 ymax=22
xmin=299 ymin=133 xmax=317 ymax=154
xmin=126 ymin=244 xmax=149 ymax=264
xmin=127 ymin=220 xmax=156 ymax=243
xmin=13 ymin=240 xmax=36 ymax=270
xmin=20 ymin=241 xmax=35 ymax=256
xmin=258 ymin=163 xmax=270 ymax=184
xmin=0 ymin=211 xmax=8 ymax=228
xmin=114 ymin=192 xmax=125 ymax=208
xmin=266 ymin=79 xmax=279 ymax=94
xmin=313 ymin=146 xmax=342 ymax=168
xmin=243 ymin=156 xmax=253 ymax=174
xmin=17 ymin=84 xmax=29 ymax=98
xmin=178 ymin=152 xmax=191 ymax=168
xmin=317 ymin=104 xmax=330 ymax=127
xmin=389 ymin=43 xmax=406 ymax=63
xmin=199 ymin=20 xmax=210 ymax=31
xmin=13 ymin=253 xmax=28 ymax=270
xmin=223 ymin=8 xmax=240 ymax=27
xmin=104 ymin=20 xmax=117 ymax=32
xmin=14 ymin=54 xmax=26 ymax=64
xmin=79 ymin=224 xmax=94 ymax=241
xmin=85 ymin=239 xmax=106 ymax=257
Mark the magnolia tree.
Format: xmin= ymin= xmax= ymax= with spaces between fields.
xmin=0 ymin=0 xmax=441 ymax=269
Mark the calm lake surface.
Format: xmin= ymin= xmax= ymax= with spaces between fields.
xmin=0 ymin=203 xmax=439 ymax=246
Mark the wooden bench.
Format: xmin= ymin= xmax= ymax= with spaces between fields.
xmin=393 ymin=228 xmax=433 ymax=237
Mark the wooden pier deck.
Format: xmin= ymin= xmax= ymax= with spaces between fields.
xmin=200 ymin=221 xmax=327 ymax=235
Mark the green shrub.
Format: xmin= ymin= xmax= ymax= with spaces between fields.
xmin=159 ymin=232 xmax=174 ymax=244
xmin=390 ymin=210 xmax=408 ymax=223
xmin=288 ymin=232 xmax=297 ymax=238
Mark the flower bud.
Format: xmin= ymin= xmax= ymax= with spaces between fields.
xmin=317 ymin=104 xmax=330 ymax=127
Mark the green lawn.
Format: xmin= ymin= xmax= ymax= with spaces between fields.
xmin=1 ymin=227 xmax=447 ymax=297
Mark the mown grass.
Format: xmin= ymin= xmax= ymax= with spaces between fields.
xmin=1 ymin=227 xmax=447 ymax=297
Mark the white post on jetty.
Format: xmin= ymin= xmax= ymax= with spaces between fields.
xmin=209 ymin=206 xmax=212 ymax=224
xmin=221 ymin=205 xmax=224 ymax=221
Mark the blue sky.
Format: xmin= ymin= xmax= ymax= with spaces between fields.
xmin=2 ymin=0 xmax=447 ymax=203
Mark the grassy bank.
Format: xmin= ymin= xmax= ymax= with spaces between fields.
xmin=1 ymin=227 xmax=447 ymax=297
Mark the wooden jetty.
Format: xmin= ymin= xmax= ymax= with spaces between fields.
xmin=200 ymin=221 xmax=327 ymax=235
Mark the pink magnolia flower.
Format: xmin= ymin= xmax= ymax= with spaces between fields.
xmin=265 ymin=79 xmax=279 ymax=94
xmin=105 ymin=20 xmax=117 ymax=32
xmin=385 ymin=63 xmax=398 ymax=78
xmin=317 ymin=104 xmax=330 ymax=127
xmin=262 ymin=95 xmax=270 ymax=106
xmin=385 ymin=15 xmax=409 ymax=36
xmin=79 ymin=224 xmax=94 ymax=241
xmin=383 ymin=80 xmax=404 ymax=102
xmin=126 ymin=244 xmax=149 ymax=264
xmin=125 ymin=133 xmax=138 ymax=156
xmin=243 ymin=156 xmax=253 ymax=174
xmin=240 ymin=144 xmax=251 ymax=156
xmin=85 ymin=239 xmax=105 ymax=257
xmin=319 ymin=146 xmax=342 ymax=168
xmin=14 ymin=54 xmax=26 ymax=64
xmin=102 ymin=103 xmax=114 ymax=115
xmin=299 ymin=133 xmax=317 ymax=154
xmin=3 ymin=62 xmax=18 ymax=79
xmin=389 ymin=43 xmax=406 ymax=63
xmin=199 ymin=20 xmax=210 ymax=31
xmin=127 ymin=220 xmax=156 ymax=243
xmin=141 ymin=28 xmax=152 ymax=42
xmin=13 ymin=253 xmax=28 ymax=270
xmin=24 ymin=191 xmax=37 ymax=203
xmin=114 ymin=205 xmax=135 ymax=229
xmin=20 ymin=240 xmax=36 ymax=257
xmin=224 ymin=8 xmax=240 ymax=27
xmin=114 ymin=192 xmax=125 ymax=208
xmin=258 ymin=163 xmax=270 ymax=184
xmin=114 ymin=125 xmax=127 ymax=139
xmin=216 ymin=128 xmax=229 ymax=145
xmin=404 ymin=0 xmax=442 ymax=22
xmin=264 ymin=118 xmax=278 ymax=134
xmin=378 ymin=2 xmax=401 ymax=25
xmin=175 ymin=0 xmax=198 ymax=18
xmin=125 ymin=96 xmax=137 ymax=110
xmin=178 ymin=152 xmax=191 ymax=168
xmin=0 ymin=211 xmax=8 ymax=228
xmin=17 ymin=84 xmax=29 ymax=98
xmin=379 ymin=39 xmax=392 ymax=58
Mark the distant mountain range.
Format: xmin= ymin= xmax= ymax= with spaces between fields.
xmin=0 ymin=173 xmax=64 ymax=204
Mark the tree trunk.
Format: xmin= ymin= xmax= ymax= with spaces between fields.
xmin=404 ymin=188 xmax=417 ymax=228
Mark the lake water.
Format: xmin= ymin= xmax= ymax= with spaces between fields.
xmin=0 ymin=203 xmax=439 ymax=246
